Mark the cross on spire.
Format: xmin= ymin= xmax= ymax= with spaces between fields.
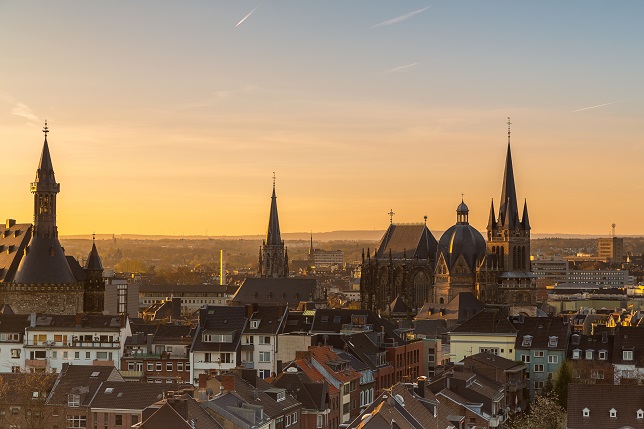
xmin=388 ymin=209 xmax=395 ymax=224
xmin=461 ymin=192 xmax=465 ymax=202
xmin=42 ymin=120 xmax=49 ymax=137
xmin=272 ymin=171 xmax=276 ymax=187
xmin=507 ymin=117 xmax=512 ymax=144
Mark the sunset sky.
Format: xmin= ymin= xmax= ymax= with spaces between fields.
xmin=1 ymin=1 xmax=643 ymax=237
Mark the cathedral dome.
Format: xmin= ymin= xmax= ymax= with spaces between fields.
xmin=437 ymin=201 xmax=486 ymax=272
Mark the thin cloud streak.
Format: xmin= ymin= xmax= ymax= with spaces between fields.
xmin=383 ymin=63 xmax=418 ymax=74
xmin=236 ymin=7 xmax=258 ymax=27
xmin=11 ymin=102 xmax=39 ymax=122
xmin=571 ymin=99 xmax=628 ymax=113
xmin=372 ymin=7 xmax=429 ymax=28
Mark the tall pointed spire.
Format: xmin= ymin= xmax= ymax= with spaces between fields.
xmin=266 ymin=173 xmax=282 ymax=246
xmin=85 ymin=233 xmax=103 ymax=270
xmin=522 ymin=199 xmax=531 ymax=230
xmin=499 ymin=118 xmax=519 ymax=229
xmin=487 ymin=199 xmax=497 ymax=230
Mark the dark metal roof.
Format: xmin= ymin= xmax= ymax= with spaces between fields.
xmin=85 ymin=241 xmax=103 ymax=270
xmin=437 ymin=224 xmax=486 ymax=272
xmin=66 ymin=256 xmax=87 ymax=282
xmin=0 ymin=222 xmax=32 ymax=282
xmin=375 ymin=223 xmax=437 ymax=261
xmin=266 ymin=184 xmax=282 ymax=246
xmin=13 ymin=236 xmax=77 ymax=284
xmin=231 ymin=278 xmax=318 ymax=308
xmin=35 ymin=138 xmax=56 ymax=186
xmin=498 ymin=143 xmax=520 ymax=229
xmin=450 ymin=308 xmax=517 ymax=335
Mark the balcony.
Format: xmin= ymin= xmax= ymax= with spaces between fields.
xmin=341 ymin=323 xmax=373 ymax=333
xmin=242 ymin=361 xmax=255 ymax=369
xmin=241 ymin=343 xmax=255 ymax=351
xmin=120 ymin=370 xmax=144 ymax=379
xmin=24 ymin=340 xmax=120 ymax=348
xmin=26 ymin=359 xmax=47 ymax=368
xmin=507 ymin=379 xmax=527 ymax=392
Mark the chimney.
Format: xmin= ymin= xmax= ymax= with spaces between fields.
xmin=221 ymin=374 xmax=236 ymax=392
xmin=295 ymin=350 xmax=311 ymax=361
xmin=241 ymin=369 xmax=258 ymax=387
xmin=417 ymin=376 xmax=427 ymax=398
xmin=198 ymin=373 xmax=208 ymax=389
xmin=146 ymin=333 xmax=154 ymax=354
xmin=220 ymin=250 xmax=226 ymax=285
xmin=172 ymin=298 xmax=182 ymax=320
xmin=5 ymin=219 xmax=15 ymax=229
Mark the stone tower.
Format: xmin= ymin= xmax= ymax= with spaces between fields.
xmin=83 ymin=235 xmax=105 ymax=313
xmin=258 ymin=178 xmax=288 ymax=277
xmin=477 ymin=121 xmax=536 ymax=305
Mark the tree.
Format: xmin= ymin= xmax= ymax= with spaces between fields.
xmin=0 ymin=372 xmax=58 ymax=429
xmin=505 ymin=393 xmax=566 ymax=429
xmin=553 ymin=360 xmax=572 ymax=409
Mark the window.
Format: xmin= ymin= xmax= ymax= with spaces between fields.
xmin=131 ymin=415 xmax=139 ymax=425
xmin=244 ymin=335 xmax=254 ymax=344
xmin=166 ymin=362 xmax=173 ymax=372
xmin=156 ymin=362 xmax=162 ymax=371
xmin=522 ymin=335 xmax=533 ymax=347
xmin=220 ymin=353 xmax=232 ymax=363
xmin=599 ymin=350 xmax=607 ymax=360
xmin=534 ymin=381 xmax=544 ymax=389
xmin=317 ymin=415 xmax=323 ymax=428
xmin=63 ymin=351 xmax=69 ymax=359
xmin=259 ymin=352 xmax=270 ymax=363
xmin=11 ymin=349 xmax=20 ymax=359
xmin=286 ymin=414 xmax=292 ymax=427
xmin=637 ymin=409 xmax=643 ymax=419
xmin=68 ymin=394 xmax=80 ymax=407
xmin=259 ymin=336 xmax=271 ymax=345
xmin=185 ymin=362 xmax=190 ymax=372
xmin=591 ymin=370 xmax=604 ymax=380
xmin=258 ymin=369 xmax=271 ymax=379
xmin=86 ymin=352 xmax=91 ymax=359
xmin=74 ymin=352 xmax=80 ymax=359
xmin=115 ymin=414 xmax=123 ymax=426
xmin=572 ymin=349 xmax=581 ymax=359
xmin=533 ymin=351 xmax=544 ymax=358
xmin=548 ymin=336 xmax=558 ymax=347
xmin=292 ymin=412 xmax=297 ymax=424
xmin=534 ymin=364 xmax=544 ymax=373
xmin=250 ymin=320 xmax=259 ymax=329
xmin=583 ymin=408 xmax=590 ymax=418
xmin=610 ymin=408 xmax=616 ymax=418
xmin=147 ymin=363 xmax=154 ymax=372
xmin=177 ymin=362 xmax=183 ymax=371
xmin=479 ymin=347 xmax=499 ymax=355
xmin=52 ymin=351 xmax=58 ymax=359
xmin=66 ymin=415 xmax=87 ymax=428
xmin=276 ymin=391 xmax=285 ymax=402
xmin=623 ymin=350 xmax=634 ymax=361
xmin=585 ymin=350 xmax=594 ymax=360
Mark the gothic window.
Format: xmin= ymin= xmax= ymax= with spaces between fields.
xmin=500 ymin=247 xmax=505 ymax=269
xmin=512 ymin=247 xmax=518 ymax=270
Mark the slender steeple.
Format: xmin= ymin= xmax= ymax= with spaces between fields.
xmin=32 ymin=120 xmax=61 ymax=239
xmin=498 ymin=118 xmax=519 ymax=229
xmin=521 ymin=199 xmax=531 ymax=230
xmin=85 ymin=234 xmax=103 ymax=270
xmin=487 ymin=199 xmax=497 ymax=230
xmin=266 ymin=173 xmax=282 ymax=246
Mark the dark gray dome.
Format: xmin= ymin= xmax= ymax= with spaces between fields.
xmin=13 ymin=236 xmax=77 ymax=285
xmin=457 ymin=201 xmax=469 ymax=213
xmin=437 ymin=223 xmax=486 ymax=272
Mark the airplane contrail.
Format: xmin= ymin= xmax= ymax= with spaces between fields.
xmin=236 ymin=7 xmax=258 ymax=27
xmin=572 ymin=99 xmax=628 ymax=113
xmin=372 ymin=6 xmax=430 ymax=28
xmin=384 ymin=63 xmax=418 ymax=73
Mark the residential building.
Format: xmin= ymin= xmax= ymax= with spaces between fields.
xmin=0 ymin=372 xmax=57 ymax=429
xmin=242 ymin=304 xmax=288 ymax=378
xmin=567 ymin=332 xmax=614 ymax=384
xmin=0 ymin=313 xmax=30 ymax=373
xmin=139 ymin=284 xmax=234 ymax=313
xmin=448 ymin=308 xmax=518 ymax=362
xmin=566 ymin=384 xmax=644 ymax=429
xmin=611 ymin=325 xmax=644 ymax=384
xmin=513 ymin=316 xmax=570 ymax=400
xmin=140 ymin=393 xmax=224 ymax=429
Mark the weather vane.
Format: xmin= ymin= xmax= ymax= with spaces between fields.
xmin=42 ymin=120 xmax=49 ymax=137
xmin=388 ymin=209 xmax=395 ymax=224
xmin=507 ymin=117 xmax=512 ymax=143
xmin=461 ymin=192 xmax=465 ymax=202
xmin=272 ymin=171 xmax=276 ymax=187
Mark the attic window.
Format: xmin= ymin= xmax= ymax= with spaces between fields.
xmin=104 ymin=388 xmax=114 ymax=394
xmin=277 ymin=391 xmax=285 ymax=402
xmin=582 ymin=408 xmax=589 ymax=418
xmin=572 ymin=334 xmax=580 ymax=345
xmin=320 ymin=316 xmax=329 ymax=323
xmin=609 ymin=408 xmax=616 ymax=418
xmin=250 ymin=320 xmax=259 ymax=329
xmin=623 ymin=350 xmax=634 ymax=361
xmin=572 ymin=349 xmax=581 ymax=360
xmin=90 ymin=372 xmax=100 ymax=377
xmin=548 ymin=336 xmax=558 ymax=347
xmin=333 ymin=316 xmax=341 ymax=324
xmin=68 ymin=394 xmax=80 ymax=407
xmin=598 ymin=350 xmax=607 ymax=360
xmin=521 ymin=335 xmax=532 ymax=347
xmin=637 ymin=409 xmax=643 ymax=419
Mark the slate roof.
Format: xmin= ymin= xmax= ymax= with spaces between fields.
xmin=567 ymin=332 xmax=614 ymax=361
xmin=290 ymin=358 xmax=340 ymax=396
xmin=310 ymin=309 xmax=403 ymax=345
xmin=0 ymin=222 xmax=32 ymax=283
xmin=204 ymin=391 xmax=271 ymax=427
xmin=415 ymin=292 xmax=484 ymax=322
xmin=13 ymin=236 xmax=77 ymax=284
xmin=513 ymin=316 xmax=570 ymax=351
xmin=567 ymin=383 xmax=644 ymax=429
xmin=46 ymin=364 xmax=124 ymax=407
xmin=272 ymin=369 xmax=329 ymax=411
xmin=309 ymin=346 xmax=362 ymax=383
xmin=66 ymin=256 xmax=87 ymax=282
xmin=89 ymin=381 xmax=180 ymax=410
xmin=464 ymin=352 xmax=526 ymax=373
xmin=245 ymin=304 xmax=288 ymax=335
xmin=612 ymin=325 xmax=644 ymax=366
xmin=25 ymin=314 xmax=124 ymax=331
xmin=450 ymin=308 xmax=517 ymax=335
xmin=85 ymin=241 xmax=103 ymax=270
xmin=192 ymin=306 xmax=246 ymax=353
xmin=141 ymin=395 xmax=223 ymax=429
xmin=374 ymin=223 xmax=437 ymax=261
xmin=0 ymin=313 xmax=31 ymax=333
xmin=231 ymin=277 xmax=318 ymax=307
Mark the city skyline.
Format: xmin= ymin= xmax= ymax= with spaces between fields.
xmin=1 ymin=1 xmax=643 ymax=236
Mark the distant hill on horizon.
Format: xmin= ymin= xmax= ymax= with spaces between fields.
xmin=61 ymin=230 xmax=644 ymax=242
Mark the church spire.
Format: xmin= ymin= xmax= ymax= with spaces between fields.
xmin=266 ymin=173 xmax=282 ymax=246
xmin=487 ymin=199 xmax=497 ymax=230
xmin=32 ymin=121 xmax=61 ymax=239
xmin=522 ymin=199 xmax=531 ymax=230
xmin=498 ymin=118 xmax=519 ymax=229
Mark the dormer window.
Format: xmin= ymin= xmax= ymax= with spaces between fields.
xmin=582 ymin=408 xmax=589 ymax=418
xmin=277 ymin=391 xmax=285 ymax=402
xmin=548 ymin=336 xmax=558 ymax=347
xmin=623 ymin=350 xmax=633 ymax=361
xmin=585 ymin=350 xmax=594 ymax=360
xmin=637 ymin=409 xmax=643 ymax=419
xmin=250 ymin=320 xmax=259 ymax=329
xmin=598 ymin=350 xmax=607 ymax=360
xmin=609 ymin=408 xmax=616 ymax=418
xmin=522 ymin=335 xmax=533 ymax=347
xmin=572 ymin=349 xmax=581 ymax=359
xmin=68 ymin=394 xmax=80 ymax=407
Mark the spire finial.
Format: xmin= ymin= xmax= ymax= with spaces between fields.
xmin=507 ymin=117 xmax=512 ymax=144
xmin=388 ymin=209 xmax=395 ymax=224
xmin=42 ymin=120 xmax=49 ymax=138
xmin=92 ymin=232 xmax=95 ymax=243
xmin=272 ymin=171 xmax=276 ymax=188
xmin=423 ymin=215 xmax=427 ymax=225
xmin=461 ymin=192 xmax=465 ymax=202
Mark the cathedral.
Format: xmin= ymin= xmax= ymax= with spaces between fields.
xmin=0 ymin=124 xmax=105 ymax=314
xmin=361 ymin=122 xmax=536 ymax=313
